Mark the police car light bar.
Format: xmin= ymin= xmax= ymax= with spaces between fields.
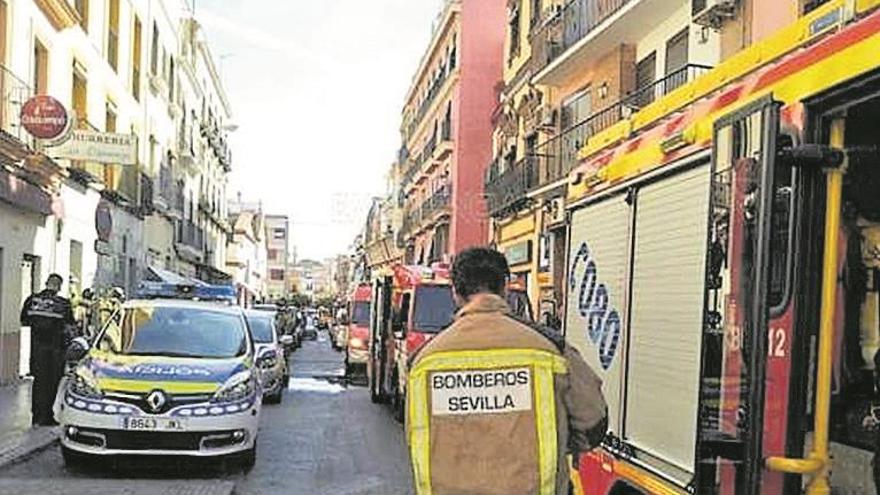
xmin=135 ymin=282 xmax=236 ymax=302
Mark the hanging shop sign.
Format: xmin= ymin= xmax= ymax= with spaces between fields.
xmin=504 ymin=240 xmax=532 ymax=267
xmin=20 ymin=95 xmax=69 ymax=140
xmin=53 ymin=130 xmax=137 ymax=165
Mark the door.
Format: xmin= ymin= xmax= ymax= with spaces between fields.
xmin=695 ymin=98 xmax=781 ymax=494
xmin=635 ymin=52 xmax=657 ymax=107
xmin=566 ymin=193 xmax=632 ymax=437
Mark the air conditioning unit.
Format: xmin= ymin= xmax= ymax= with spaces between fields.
xmin=693 ymin=0 xmax=738 ymax=29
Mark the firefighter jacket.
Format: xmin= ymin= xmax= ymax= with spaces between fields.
xmin=20 ymin=290 xmax=75 ymax=350
xmin=406 ymin=294 xmax=608 ymax=495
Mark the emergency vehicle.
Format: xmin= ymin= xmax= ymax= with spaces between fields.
xmin=345 ymin=283 xmax=373 ymax=377
xmin=58 ymin=282 xmax=263 ymax=471
xmin=367 ymin=264 xmax=457 ymax=421
xmin=561 ymin=2 xmax=880 ymax=493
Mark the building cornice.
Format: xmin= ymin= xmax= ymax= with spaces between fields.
xmin=403 ymin=0 xmax=461 ymax=107
xmin=34 ymin=0 xmax=80 ymax=30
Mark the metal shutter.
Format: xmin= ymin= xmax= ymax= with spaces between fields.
xmin=565 ymin=194 xmax=631 ymax=435
xmin=624 ymin=164 xmax=710 ymax=473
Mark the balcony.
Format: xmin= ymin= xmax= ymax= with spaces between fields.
xmin=0 ymin=64 xmax=35 ymax=148
xmin=421 ymin=188 xmax=451 ymax=225
xmin=485 ymin=156 xmax=538 ymax=216
xmin=406 ymin=65 xmax=453 ymax=139
xmin=532 ymin=0 xmax=681 ymax=86
xmin=486 ymin=63 xmax=710 ymax=216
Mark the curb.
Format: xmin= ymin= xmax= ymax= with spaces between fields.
xmin=0 ymin=426 xmax=60 ymax=470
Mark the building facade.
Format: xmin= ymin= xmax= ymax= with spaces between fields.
xmin=397 ymin=0 xmax=507 ymax=265
xmin=226 ymin=199 xmax=267 ymax=306
xmin=264 ymin=214 xmax=289 ymax=300
xmin=485 ymin=0 xmax=720 ymax=321
xmin=0 ymin=0 xmax=234 ymax=383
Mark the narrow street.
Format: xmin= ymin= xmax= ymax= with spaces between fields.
xmin=0 ymin=331 xmax=413 ymax=495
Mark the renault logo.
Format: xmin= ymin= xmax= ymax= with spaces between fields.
xmin=145 ymin=390 xmax=167 ymax=413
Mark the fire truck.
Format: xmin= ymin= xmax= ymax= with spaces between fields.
xmin=344 ymin=283 xmax=372 ymax=377
xmin=367 ymin=264 xmax=456 ymax=421
xmin=562 ymin=2 xmax=880 ymax=494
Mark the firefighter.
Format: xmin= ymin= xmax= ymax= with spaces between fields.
xmin=19 ymin=274 xmax=75 ymax=426
xmin=405 ymin=247 xmax=608 ymax=495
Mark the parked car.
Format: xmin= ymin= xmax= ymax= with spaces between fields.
xmin=244 ymin=310 xmax=291 ymax=404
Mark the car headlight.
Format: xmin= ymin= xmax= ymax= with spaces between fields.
xmin=212 ymin=371 xmax=257 ymax=403
xmin=69 ymin=370 xmax=103 ymax=399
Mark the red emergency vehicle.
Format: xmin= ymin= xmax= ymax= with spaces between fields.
xmin=560 ymin=2 xmax=880 ymax=494
xmin=367 ymin=263 xmax=456 ymax=420
xmin=344 ymin=283 xmax=372 ymax=377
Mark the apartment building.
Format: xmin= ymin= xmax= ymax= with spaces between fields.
xmin=397 ymin=0 xmax=506 ymax=264
xmin=485 ymin=0 xmax=721 ymax=319
xmin=264 ymin=214 xmax=289 ymax=300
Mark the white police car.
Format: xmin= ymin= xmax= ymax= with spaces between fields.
xmin=58 ymin=286 xmax=264 ymax=470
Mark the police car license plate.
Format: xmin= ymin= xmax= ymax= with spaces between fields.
xmin=121 ymin=417 xmax=187 ymax=431
xmin=430 ymin=367 xmax=532 ymax=416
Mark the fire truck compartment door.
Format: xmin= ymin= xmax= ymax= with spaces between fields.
xmin=565 ymin=193 xmax=631 ymax=436
xmin=624 ymin=163 xmax=711 ymax=473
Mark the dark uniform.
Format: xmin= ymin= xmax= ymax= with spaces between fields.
xmin=20 ymin=289 xmax=75 ymax=425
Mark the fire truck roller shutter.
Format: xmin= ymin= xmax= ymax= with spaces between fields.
xmin=565 ymin=194 xmax=631 ymax=437
xmin=624 ymin=163 xmax=711 ymax=474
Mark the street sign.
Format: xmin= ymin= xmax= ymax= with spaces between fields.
xmin=53 ymin=129 xmax=137 ymax=165
xmin=20 ymin=95 xmax=69 ymax=140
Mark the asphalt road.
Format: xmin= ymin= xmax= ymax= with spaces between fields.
xmin=0 ymin=329 xmax=414 ymax=495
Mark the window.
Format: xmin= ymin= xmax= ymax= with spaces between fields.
xmin=168 ymin=57 xmax=175 ymax=101
xmin=529 ymin=0 xmax=541 ymax=31
xmin=75 ymin=0 xmax=88 ymax=32
xmin=33 ymin=39 xmax=48 ymax=95
xmin=72 ymin=64 xmax=88 ymax=125
xmin=508 ymin=3 xmax=521 ymax=64
xmin=664 ymin=28 xmax=689 ymax=93
xmin=634 ymin=52 xmax=657 ymax=107
xmin=412 ymin=286 xmax=455 ymax=333
xmin=802 ymin=0 xmax=831 ymax=14
xmin=132 ymin=16 xmax=142 ymax=99
xmin=150 ymin=22 xmax=158 ymax=75
xmin=107 ymin=0 xmax=119 ymax=70
xmin=273 ymin=228 xmax=286 ymax=239
xmin=269 ymin=269 xmax=285 ymax=281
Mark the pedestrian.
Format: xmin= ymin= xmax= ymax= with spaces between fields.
xmin=406 ymin=247 xmax=608 ymax=495
xmin=19 ymin=274 xmax=75 ymax=426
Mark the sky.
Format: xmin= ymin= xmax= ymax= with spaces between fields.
xmin=197 ymin=0 xmax=443 ymax=262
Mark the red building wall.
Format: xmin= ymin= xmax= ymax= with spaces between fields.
xmin=449 ymin=0 xmax=506 ymax=255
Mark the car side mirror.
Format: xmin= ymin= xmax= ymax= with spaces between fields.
xmin=66 ymin=336 xmax=89 ymax=363
xmin=279 ymin=334 xmax=294 ymax=347
xmin=257 ymin=349 xmax=278 ymax=368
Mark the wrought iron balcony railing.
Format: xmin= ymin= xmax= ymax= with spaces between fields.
xmin=531 ymin=0 xmax=633 ymax=73
xmin=485 ymin=63 xmax=711 ymax=217
xmin=0 ymin=64 xmax=34 ymax=148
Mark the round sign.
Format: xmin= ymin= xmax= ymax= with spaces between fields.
xmin=20 ymin=95 xmax=69 ymax=140
xmin=95 ymin=201 xmax=113 ymax=242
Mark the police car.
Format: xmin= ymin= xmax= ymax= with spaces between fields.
xmin=58 ymin=283 xmax=262 ymax=470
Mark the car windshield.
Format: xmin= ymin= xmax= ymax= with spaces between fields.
xmin=96 ymin=306 xmax=248 ymax=359
xmin=246 ymin=313 xmax=275 ymax=343
xmin=351 ymin=301 xmax=370 ymax=325
xmin=412 ymin=285 xmax=455 ymax=333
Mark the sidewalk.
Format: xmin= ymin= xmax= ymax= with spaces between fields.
xmin=0 ymin=379 xmax=59 ymax=469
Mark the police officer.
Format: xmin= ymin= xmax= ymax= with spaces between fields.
xmin=19 ymin=274 xmax=75 ymax=426
xmin=406 ymin=248 xmax=608 ymax=495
